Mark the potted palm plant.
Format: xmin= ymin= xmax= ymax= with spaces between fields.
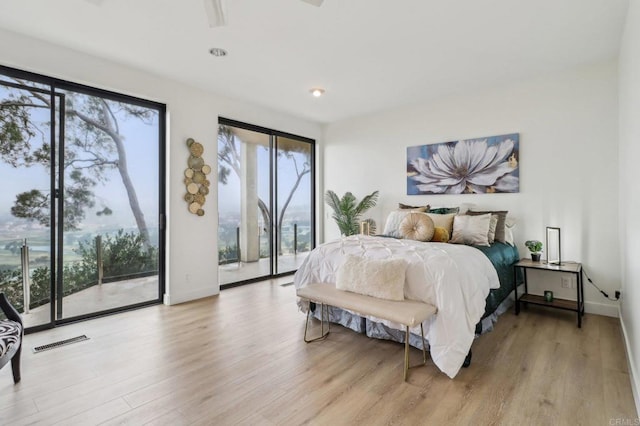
xmin=325 ymin=190 xmax=379 ymax=236
xmin=525 ymin=240 xmax=543 ymax=262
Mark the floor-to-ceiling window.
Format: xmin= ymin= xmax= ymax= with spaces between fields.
xmin=0 ymin=66 xmax=165 ymax=332
xmin=217 ymin=118 xmax=314 ymax=287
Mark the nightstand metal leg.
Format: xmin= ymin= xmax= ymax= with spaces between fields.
xmin=577 ymin=268 xmax=583 ymax=328
xmin=516 ymin=266 xmax=528 ymax=315
xmin=514 ymin=266 xmax=519 ymax=315
xmin=577 ymin=270 xmax=581 ymax=328
xmin=578 ymin=313 xmax=582 ymax=328
xmin=580 ymin=269 xmax=585 ymax=316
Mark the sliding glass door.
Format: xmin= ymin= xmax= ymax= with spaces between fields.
xmin=55 ymin=86 xmax=163 ymax=320
xmin=0 ymin=77 xmax=55 ymax=329
xmin=275 ymin=137 xmax=313 ymax=275
xmin=0 ymin=66 xmax=165 ymax=331
xmin=217 ymin=118 xmax=314 ymax=287
xmin=217 ymin=125 xmax=272 ymax=283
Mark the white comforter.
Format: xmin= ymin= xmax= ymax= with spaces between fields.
xmin=294 ymin=235 xmax=500 ymax=378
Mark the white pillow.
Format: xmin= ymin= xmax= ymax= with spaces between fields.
xmin=504 ymin=227 xmax=514 ymax=246
xmin=336 ymin=255 xmax=407 ymax=301
xmin=504 ymin=219 xmax=515 ymax=246
xmin=383 ymin=210 xmax=425 ymax=237
xmin=487 ymin=214 xmax=499 ymax=244
xmin=450 ymin=213 xmax=492 ymax=246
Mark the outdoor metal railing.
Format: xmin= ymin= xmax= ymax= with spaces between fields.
xmin=236 ymin=227 xmax=241 ymax=264
xmin=3 ymin=235 xmax=159 ymax=315
xmin=96 ymin=235 xmax=104 ymax=285
xmin=20 ymin=239 xmax=30 ymax=314
xmin=218 ymin=222 xmax=308 ymax=265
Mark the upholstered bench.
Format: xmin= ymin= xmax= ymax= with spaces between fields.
xmin=296 ymin=283 xmax=437 ymax=381
xmin=0 ymin=293 xmax=23 ymax=383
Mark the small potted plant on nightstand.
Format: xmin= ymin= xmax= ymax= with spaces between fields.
xmin=525 ymin=240 xmax=543 ymax=262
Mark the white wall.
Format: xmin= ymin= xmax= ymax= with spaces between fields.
xmin=324 ymin=61 xmax=620 ymax=317
xmin=0 ymin=28 xmax=322 ymax=305
xmin=619 ymin=0 xmax=640 ymax=413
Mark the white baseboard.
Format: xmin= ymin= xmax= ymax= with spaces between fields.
xmin=585 ymin=301 xmax=619 ymax=317
xmin=163 ymin=287 xmax=219 ymax=305
xmin=619 ymin=306 xmax=640 ymax=418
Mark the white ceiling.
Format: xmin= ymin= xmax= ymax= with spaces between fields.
xmin=0 ymin=0 xmax=630 ymax=124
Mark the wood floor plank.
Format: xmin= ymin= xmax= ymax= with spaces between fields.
xmin=52 ymin=397 xmax=132 ymax=426
xmin=601 ymin=316 xmax=630 ymax=374
xmin=146 ymin=410 xmax=195 ymax=426
xmin=603 ymin=367 xmax=639 ymax=421
xmin=0 ymin=397 xmax=39 ymax=424
xmin=0 ymin=278 xmax=635 ymax=425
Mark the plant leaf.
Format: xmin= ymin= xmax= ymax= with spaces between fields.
xmin=355 ymin=190 xmax=379 ymax=216
xmin=325 ymin=189 xmax=378 ymax=236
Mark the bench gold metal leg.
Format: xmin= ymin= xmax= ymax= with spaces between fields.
xmin=404 ymin=326 xmax=410 ymax=381
xmin=404 ymin=323 xmax=429 ymax=381
xmin=421 ymin=323 xmax=427 ymax=364
xmin=303 ymin=302 xmax=330 ymax=343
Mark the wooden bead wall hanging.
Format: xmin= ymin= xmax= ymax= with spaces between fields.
xmin=184 ymin=138 xmax=211 ymax=216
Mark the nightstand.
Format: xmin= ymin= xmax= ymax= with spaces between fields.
xmin=513 ymin=259 xmax=585 ymax=327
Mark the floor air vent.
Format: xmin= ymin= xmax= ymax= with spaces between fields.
xmin=280 ymin=282 xmax=294 ymax=287
xmin=33 ymin=335 xmax=90 ymax=353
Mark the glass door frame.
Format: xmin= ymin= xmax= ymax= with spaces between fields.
xmin=218 ymin=117 xmax=316 ymax=288
xmin=272 ymin=134 xmax=315 ymax=276
xmin=0 ymin=65 xmax=167 ymax=334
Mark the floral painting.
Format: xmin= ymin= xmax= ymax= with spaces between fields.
xmin=407 ymin=133 xmax=519 ymax=195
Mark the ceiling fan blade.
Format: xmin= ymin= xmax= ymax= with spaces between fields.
xmin=300 ymin=0 xmax=324 ymax=6
xmin=204 ymin=0 xmax=227 ymax=27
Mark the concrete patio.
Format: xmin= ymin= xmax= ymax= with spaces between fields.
xmin=21 ymin=252 xmax=308 ymax=328
xmin=218 ymin=252 xmax=308 ymax=285
xmin=22 ymin=275 xmax=159 ymax=329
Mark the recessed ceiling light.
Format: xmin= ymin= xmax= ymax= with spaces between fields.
xmin=310 ymin=88 xmax=325 ymax=97
xmin=209 ymin=47 xmax=228 ymax=57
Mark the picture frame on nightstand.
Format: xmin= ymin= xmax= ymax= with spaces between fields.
xmin=546 ymin=227 xmax=561 ymax=265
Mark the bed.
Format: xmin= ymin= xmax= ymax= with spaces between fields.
xmin=293 ymin=234 xmax=520 ymax=378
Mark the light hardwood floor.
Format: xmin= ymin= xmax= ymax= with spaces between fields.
xmin=0 ymin=278 xmax=637 ymax=425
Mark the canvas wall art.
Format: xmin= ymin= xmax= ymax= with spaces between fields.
xmin=407 ymin=133 xmax=519 ymax=195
